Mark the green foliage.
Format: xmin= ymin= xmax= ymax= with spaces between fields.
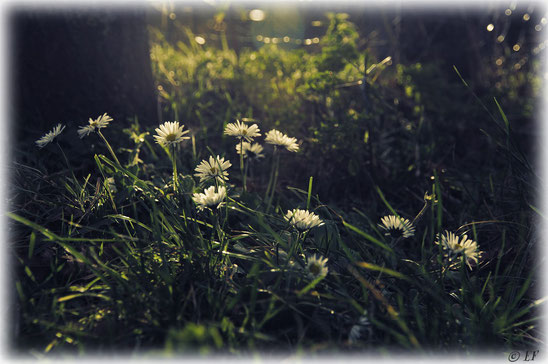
xmin=316 ymin=13 xmax=360 ymax=73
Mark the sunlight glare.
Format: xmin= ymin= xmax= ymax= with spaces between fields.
xmin=249 ymin=9 xmax=265 ymax=22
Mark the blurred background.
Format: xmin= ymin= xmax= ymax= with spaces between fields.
xmin=11 ymin=1 xmax=546 ymax=205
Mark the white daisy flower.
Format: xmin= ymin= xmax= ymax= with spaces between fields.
xmin=35 ymin=123 xmax=65 ymax=148
xmin=235 ymin=142 xmax=264 ymax=160
xmin=194 ymin=155 xmax=232 ymax=183
xmin=378 ymin=215 xmax=415 ymax=239
xmin=306 ymin=254 xmax=329 ymax=278
xmin=192 ymin=186 xmax=226 ymax=211
xmin=284 ymin=209 xmax=324 ymax=231
xmin=436 ymin=230 xmax=481 ymax=268
xmin=349 ymin=314 xmax=372 ymax=344
xmin=77 ymin=113 xmax=112 ymax=138
xmin=224 ymin=120 xmax=261 ymax=142
xmin=265 ymin=129 xmax=299 ymax=152
xmin=153 ymin=121 xmax=190 ymax=147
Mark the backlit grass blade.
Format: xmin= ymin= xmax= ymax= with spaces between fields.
xmin=307 ymin=176 xmax=313 ymax=210
xmin=28 ymin=231 xmax=36 ymax=259
xmin=342 ymin=219 xmax=394 ymax=254
xmin=375 ymin=186 xmax=399 ymax=217
xmin=57 ymin=293 xmax=111 ymax=302
xmin=297 ymin=275 xmax=325 ymax=297
xmin=355 ymin=261 xmax=410 ymax=281
xmin=493 ymin=97 xmax=510 ymax=135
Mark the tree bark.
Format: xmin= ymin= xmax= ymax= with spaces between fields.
xmin=12 ymin=8 xmax=158 ymax=145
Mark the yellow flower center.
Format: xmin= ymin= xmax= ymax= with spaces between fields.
xmin=166 ymin=134 xmax=177 ymax=142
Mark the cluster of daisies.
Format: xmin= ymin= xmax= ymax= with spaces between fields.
xmin=190 ymin=119 xmax=301 ymax=208
xmin=34 ymin=113 xmax=113 ymax=148
xmin=35 ymin=115 xmax=482 ymax=276
xmin=153 ymin=119 xmax=328 ymax=278
xmin=378 ymin=214 xmax=482 ymax=269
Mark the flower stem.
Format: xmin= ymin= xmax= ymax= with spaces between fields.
xmin=411 ymin=192 xmax=436 ymax=225
xmin=284 ymin=231 xmax=302 ymax=270
xmin=97 ymin=130 xmax=121 ymax=166
xmin=244 ymin=159 xmax=249 ymax=191
xmin=239 ymin=139 xmax=246 ymax=191
xmin=56 ymin=142 xmax=80 ymax=189
xmin=265 ymin=147 xmax=277 ymax=202
xmin=171 ymin=145 xmax=178 ymax=193
xmin=267 ymin=150 xmax=280 ymax=212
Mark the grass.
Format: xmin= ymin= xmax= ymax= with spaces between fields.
xmin=9 ymin=11 xmax=543 ymax=358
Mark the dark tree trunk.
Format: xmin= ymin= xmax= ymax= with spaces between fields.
xmin=11 ymin=8 xmax=158 ymax=147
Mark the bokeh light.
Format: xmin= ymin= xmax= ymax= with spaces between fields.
xmin=486 ymin=24 xmax=494 ymax=32
xmin=249 ymin=9 xmax=265 ymax=22
xmin=250 ymin=7 xmax=305 ymax=50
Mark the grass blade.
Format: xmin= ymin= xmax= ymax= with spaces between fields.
xmin=342 ymin=219 xmax=394 ymax=254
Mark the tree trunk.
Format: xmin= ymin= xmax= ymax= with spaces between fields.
xmin=12 ymin=8 xmax=158 ymax=147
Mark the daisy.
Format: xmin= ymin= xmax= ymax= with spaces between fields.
xmin=436 ymin=231 xmax=481 ymax=268
xmin=153 ymin=121 xmax=190 ymax=147
xmin=348 ymin=314 xmax=371 ymax=344
xmin=224 ymin=120 xmax=261 ymax=142
xmin=35 ymin=123 xmax=65 ymax=148
xmin=378 ymin=215 xmax=415 ymax=239
xmin=77 ymin=113 xmax=112 ymax=138
xmin=192 ymin=186 xmax=227 ymax=211
xmin=235 ymin=142 xmax=265 ymax=160
xmin=265 ymin=129 xmax=299 ymax=152
xmin=284 ymin=209 xmax=324 ymax=231
xmin=194 ymin=155 xmax=232 ymax=183
xmin=306 ymin=254 xmax=329 ymax=278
